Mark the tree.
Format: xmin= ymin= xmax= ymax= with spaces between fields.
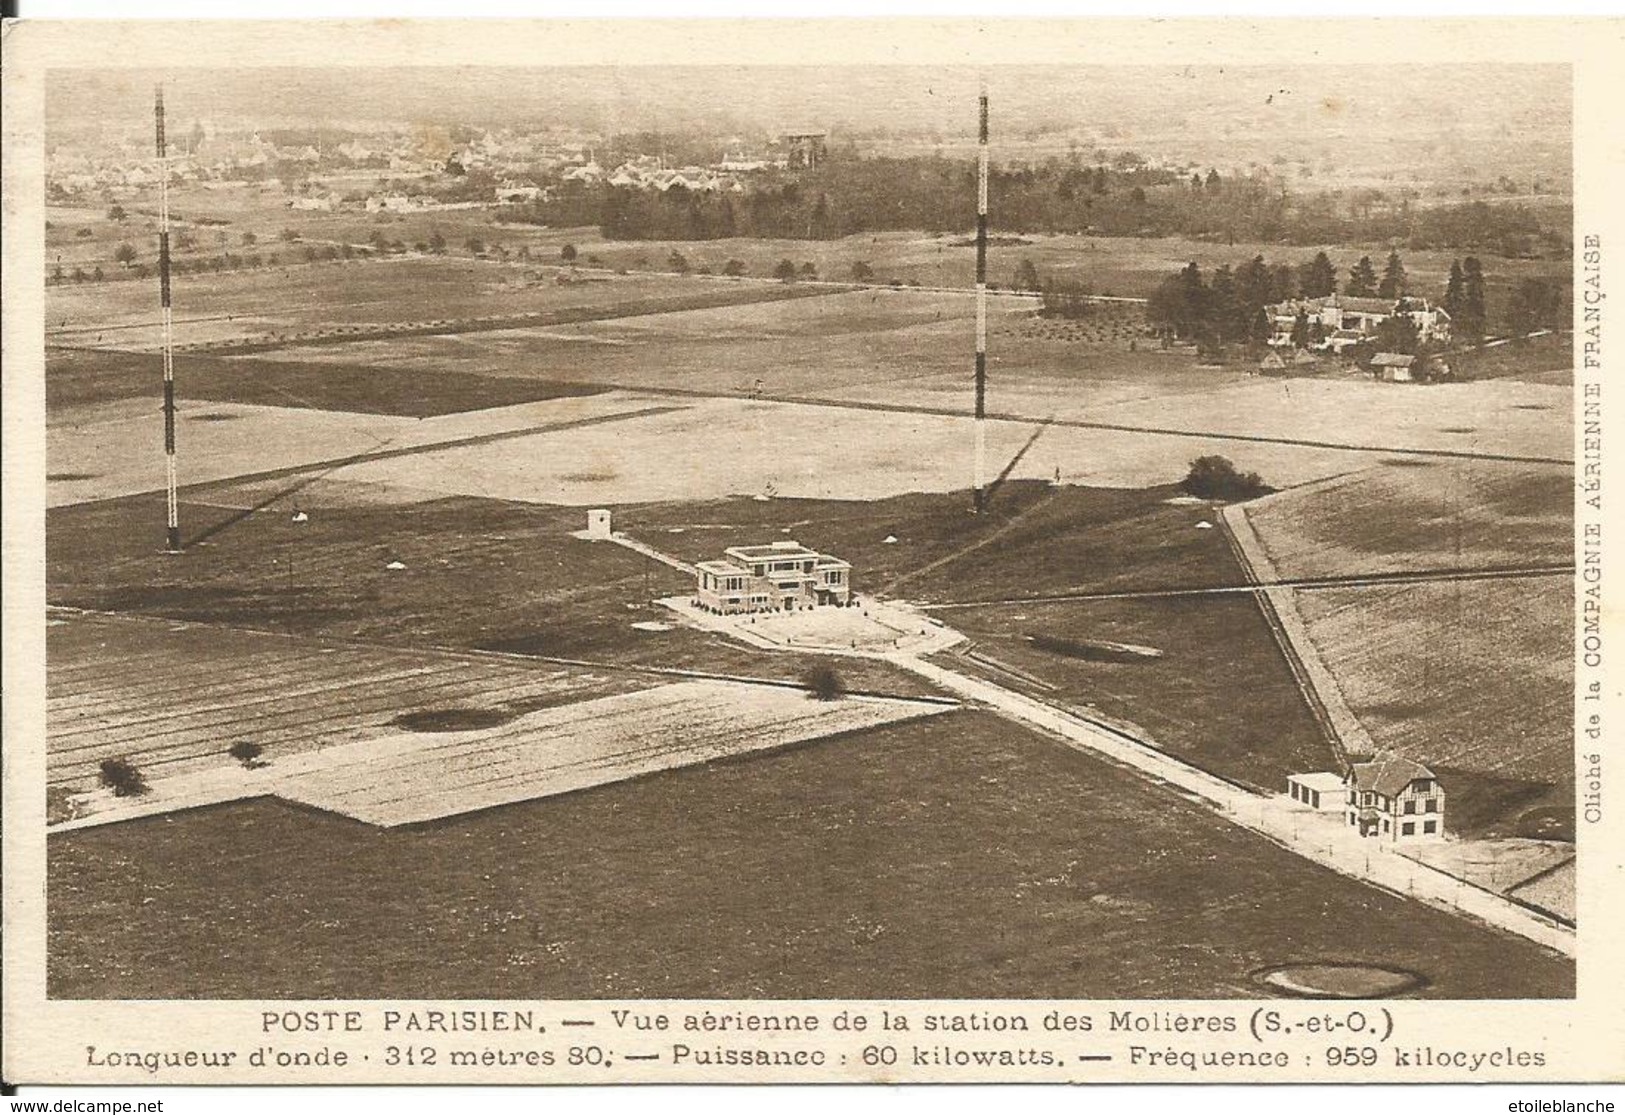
xmin=560 ymin=243 xmax=577 ymax=262
xmin=1346 ymin=255 xmax=1379 ymax=297
xmin=1443 ymin=259 xmax=1466 ymax=318
xmin=798 ymin=261 xmax=818 ymax=280
xmin=1290 ymin=309 xmax=1311 ymax=349
xmin=850 ymin=260 xmax=875 ymax=282
xmin=667 ymin=249 xmax=690 ymax=274
xmin=99 ymin=757 xmax=148 ymax=797
xmin=1014 ymin=258 xmax=1041 ymax=292
xmin=113 ymin=243 xmax=137 ymax=268
xmin=723 ymin=258 xmax=746 ymax=277
xmin=465 ymin=236 xmax=485 ymax=255
xmin=241 ymin=230 xmax=258 ymax=247
xmin=1459 ymin=256 xmax=1487 ymax=340
xmin=1507 ymin=278 xmax=1560 ymax=338
xmin=1374 ymin=313 xmax=1421 ymax=355
xmin=1298 ymin=251 xmax=1337 ymax=298
xmin=1182 ymin=455 xmax=1268 ymax=501
xmin=280 ymin=228 xmax=300 ymax=243
xmin=1207 ymin=264 xmax=1239 ymax=342
xmin=427 ymin=229 xmax=447 ymax=255
xmin=229 ymin=740 xmax=265 ymax=768
xmin=1378 ymin=250 xmax=1407 ymax=299
xmin=107 ymin=204 xmax=126 ymax=221
xmin=774 ymin=259 xmax=797 ymax=282
xmin=802 ymin=663 xmax=846 ymax=701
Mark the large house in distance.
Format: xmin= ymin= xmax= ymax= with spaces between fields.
xmin=695 ymin=541 xmax=852 ymax=614
xmin=1344 ymin=755 xmax=1445 ymax=842
xmin=1265 ymin=294 xmax=1452 ymax=355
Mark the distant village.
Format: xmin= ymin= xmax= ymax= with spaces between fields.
xmin=46 ymin=120 xmax=830 ymax=214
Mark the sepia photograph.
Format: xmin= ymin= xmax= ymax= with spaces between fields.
xmin=3 ymin=14 xmax=1620 ymax=1089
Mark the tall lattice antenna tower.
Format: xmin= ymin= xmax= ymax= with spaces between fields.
xmin=156 ymin=83 xmax=180 ymax=553
xmin=972 ymin=78 xmax=990 ymax=512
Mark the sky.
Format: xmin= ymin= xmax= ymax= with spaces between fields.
xmin=47 ymin=64 xmax=1570 ymax=181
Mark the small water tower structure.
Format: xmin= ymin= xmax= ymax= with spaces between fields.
xmin=585 ymin=509 xmax=613 ymax=539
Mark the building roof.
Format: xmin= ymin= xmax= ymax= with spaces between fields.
xmin=1371 ymin=352 xmax=1416 ymax=367
xmin=1328 ymin=294 xmax=1398 ymax=314
xmin=1347 ymin=755 xmax=1436 ymax=798
xmin=725 ymin=541 xmax=823 ymax=562
xmin=696 ymin=560 xmax=749 ymax=576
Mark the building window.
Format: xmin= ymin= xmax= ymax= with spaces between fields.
xmin=1382 ymin=819 xmax=1389 ymax=833
xmin=1402 ymin=822 xmax=1415 ymax=836
xmin=1423 ymin=820 xmax=1437 ymax=834
xmin=1404 ymin=800 xmax=1416 ymax=815
xmin=1424 ymin=798 xmax=1438 ymax=813
xmin=1413 ymin=779 xmax=1432 ymax=794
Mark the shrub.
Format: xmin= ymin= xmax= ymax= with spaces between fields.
xmin=802 ymin=664 xmax=846 ymax=701
xmin=98 ymin=757 xmax=148 ymax=797
xmin=228 ymin=740 xmax=265 ymax=768
xmin=1182 ymin=455 xmax=1268 ymax=501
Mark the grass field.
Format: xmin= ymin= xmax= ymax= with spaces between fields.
xmin=45 ymin=490 xmax=943 ymax=699
xmin=631 ymin=481 xmax=1245 ymax=602
xmin=941 ymin=594 xmax=1337 ymax=793
xmin=46 ymin=610 xmax=646 ymax=798
xmin=1454 ymin=331 xmax=1574 ymax=385
xmin=47 ymin=709 xmax=1571 ymax=1000
xmin=231 ymin=280 xmax=1570 ymax=466
xmin=1293 ymin=578 xmax=1572 ymax=838
xmin=1241 ymin=459 xmax=1573 ymax=580
xmin=48 ymin=480 xmax=1334 ymax=796
xmin=45 ymin=257 xmax=839 ymax=351
xmin=1239 ymin=463 xmax=1573 ymax=838
xmin=45 ymin=346 xmax=611 ymax=418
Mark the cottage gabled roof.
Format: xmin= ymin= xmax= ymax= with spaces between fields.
xmin=1348 ymin=755 xmax=1436 ymax=798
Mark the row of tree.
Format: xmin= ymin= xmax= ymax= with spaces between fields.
xmin=1143 ymin=249 xmax=1563 ymax=353
xmin=503 ymin=155 xmax=1566 ymax=257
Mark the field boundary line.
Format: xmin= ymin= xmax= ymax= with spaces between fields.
xmin=55 ymin=403 xmax=690 ymax=511
xmin=1218 ymin=504 xmax=1370 ymax=765
xmin=45 ymin=605 xmax=961 ymax=708
xmin=455 ymin=382 xmax=1575 ymax=468
xmin=1399 ymin=847 xmax=1576 ymax=930
xmin=884 ymin=650 xmax=1574 ymax=957
xmin=877 ymin=486 xmax=1063 ymax=597
xmin=914 ymin=563 xmax=1576 ymax=609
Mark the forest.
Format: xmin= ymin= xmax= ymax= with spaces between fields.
xmin=506 ymin=154 xmax=1568 ymax=259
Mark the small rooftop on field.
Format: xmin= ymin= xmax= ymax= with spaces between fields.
xmin=696 ymin=559 xmax=749 ymax=576
xmin=1289 ymin=771 xmax=1347 ymax=794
